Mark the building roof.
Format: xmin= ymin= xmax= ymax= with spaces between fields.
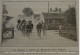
xmin=42 ymin=12 xmax=65 ymax=20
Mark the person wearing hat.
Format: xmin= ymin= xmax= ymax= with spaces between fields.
xmin=36 ymin=22 xmax=42 ymax=39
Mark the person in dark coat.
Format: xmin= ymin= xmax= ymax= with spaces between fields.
xmin=17 ymin=19 xmax=21 ymax=24
xmin=26 ymin=21 xmax=33 ymax=39
xmin=20 ymin=19 xmax=26 ymax=31
xmin=21 ymin=22 xmax=26 ymax=37
xmin=17 ymin=19 xmax=21 ymax=31
xmin=36 ymin=22 xmax=42 ymax=39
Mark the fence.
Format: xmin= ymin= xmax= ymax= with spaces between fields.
xmin=59 ymin=24 xmax=77 ymax=41
xmin=47 ymin=23 xmax=59 ymax=30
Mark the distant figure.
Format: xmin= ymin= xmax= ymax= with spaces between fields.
xmin=22 ymin=7 xmax=34 ymax=39
xmin=25 ymin=22 xmax=28 ymax=36
xmin=17 ymin=19 xmax=21 ymax=24
xmin=36 ymin=23 xmax=42 ymax=39
xmin=26 ymin=21 xmax=33 ymax=39
xmin=20 ymin=19 xmax=25 ymax=31
xmin=17 ymin=19 xmax=21 ymax=31
xmin=21 ymin=22 xmax=26 ymax=37
xmin=59 ymin=24 xmax=62 ymax=36
xmin=42 ymin=23 xmax=47 ymax=36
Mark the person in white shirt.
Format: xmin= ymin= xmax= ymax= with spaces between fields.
xmin=59 ymin=24 xmax=62 ymax=36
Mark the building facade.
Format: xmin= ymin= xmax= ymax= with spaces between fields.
xmin=42 ymin=12 xmax=65 ymax=30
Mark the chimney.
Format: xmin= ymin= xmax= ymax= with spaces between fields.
xmin=55 ymin=7 xmax=58 ymax=12
xmin=59 ymin=8 xmax=61 ymax=12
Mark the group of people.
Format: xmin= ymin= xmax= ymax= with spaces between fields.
xmin=36 ymin=22 xmax=47 ymax=39
xmin=17 ymin=19 xmax=47 ymax=39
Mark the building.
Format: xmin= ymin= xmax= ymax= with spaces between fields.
xmin=42 ymin=12 xmax=65 ymax=30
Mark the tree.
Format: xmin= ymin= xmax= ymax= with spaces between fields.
xmin=3 ymin=5 xmax=8 ymax=14
xmin=23 ymin=7 xmax=33 ymax=16
xmin=65 ymin=7 xmax=76 ymax=26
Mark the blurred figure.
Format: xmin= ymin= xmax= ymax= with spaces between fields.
xmin=36 ymin=22 xmax=42 ymax=39
xmin=17 ymin=19 xmax=21 ymax=31
xmin=42 ymin=23 xmax=47 ymax=36
xmin=25 ymin=22 xmax=28 ymax=36
xmin=17 ymin=19 xmax=25 ymax=31
xmin=22 ymin=7 xmax=34 ymax=39
xmin=21 ymin=21 xmax=26 ymax=37
xmin=26 ymin=21 xmax=33 ymax=39
xmin=59 ymin=24 xmax=62 ymax=36
xmin=20 ymin=19 xmax=25 ymax=31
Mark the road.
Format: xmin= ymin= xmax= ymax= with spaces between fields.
xmin=1 ymin=28 xmax=78 ymax=47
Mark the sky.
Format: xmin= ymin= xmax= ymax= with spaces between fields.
xmin=4 ymin=1 xmax=75 ymax=17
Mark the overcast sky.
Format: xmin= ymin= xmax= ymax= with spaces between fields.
xmin=4 ymin=1 xmax=75 ymax=17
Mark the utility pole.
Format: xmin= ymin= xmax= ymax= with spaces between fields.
xmin=48 ymin=1 xmax=50 ymax=29
xmin=48 ymin=1 xmax=49 ymax=13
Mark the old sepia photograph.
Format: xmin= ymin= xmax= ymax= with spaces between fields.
xmin=0 ymin=0 xmax=78 ymax=47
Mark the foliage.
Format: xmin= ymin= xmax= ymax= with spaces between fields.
xmin=3 ymin=5 xmax=8 ymax=14
xmin=65 ymin=7 xmax=76 ymax=26
xmin=23 ymin=7 xmax=33 ymax=16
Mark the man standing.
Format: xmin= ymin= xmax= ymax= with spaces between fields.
xmin=21 ymin=21 xmax=26 ymax=37
xmin=26 ymin=21 xmax=33 ymax=39
xmin=17 ymin=19 xmax=21 ymax=31
xmin=36 ymin=23 xmax=42 ymax=39
xmin=42 ymin=23 xmax=47 ymax=36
